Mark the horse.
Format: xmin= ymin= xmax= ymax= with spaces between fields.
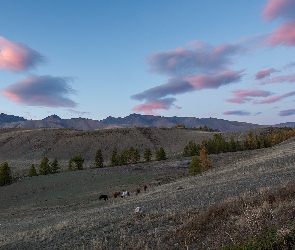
xmin=143 ymin=185 xmax=148 ymax=192
xmin=121 ymin=191 xmax=130 ymax=198
xmin=99 ymin=195 xmax=109 ymax=201
xmin=135 ymin=188 xmax=140 ymax=195
xmin=113 ymin=192 xmax=121 ymax=198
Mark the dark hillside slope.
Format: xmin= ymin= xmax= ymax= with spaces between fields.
xmin=0 ymin=127 xmax=216 ymax=171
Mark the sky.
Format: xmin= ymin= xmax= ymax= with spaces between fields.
xmin=0 ymin=0 xmax=295 ymax=125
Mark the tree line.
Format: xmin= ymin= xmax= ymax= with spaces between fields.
xmin=185 ymin=127 xmax=295 ymax=176
xmin=0 ymin=146 xmax=168 ymax=186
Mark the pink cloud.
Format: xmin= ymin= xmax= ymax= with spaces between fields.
xmin=259 ymin=73 xmax=295 ymax=84
xmin=132 ymin=98 xmax=176 ymax=115
xmin=253 ymin=90 xmax=295 ymax=104
xmin=147 ymin=41 xmax=247 ymax=77
xmin=279 ymin=109 xmax=295 ymax=116
xmin=255 ymin=68 xmax=277 ymax=79
xmin=262 ymin=0 xmax=295 ymax=22
xmin=1 ymin=75 xmax=77 ymax=107
xmin=185 ymin=70 xmax=244 ymax=90
xmin=0 ymin=36 xmax=46 ymax=72
xmin=225 ymin=89 xmax=271 ymax=104
xmin=223 ymin=110 xmax=251 ymax=116
xmin=264 ymin=21 xmax=295 ymax=47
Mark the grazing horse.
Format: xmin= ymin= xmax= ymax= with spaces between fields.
xmin=144 ymin=185 xmax=148 ymax=192
xmin=113 ymin=192 xmax=121 ymax=198
xmin=121 ymin=191 xmax=130 ymax=198
xmin=135 ymin=188 xmax=140 ymax=195
xmin=99 ymin=195 xmax=108 ymax=201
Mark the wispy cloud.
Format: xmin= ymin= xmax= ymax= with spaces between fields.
xmin=259 ymin=73 xmax=295 ymax=84
xmin=264 ymin=21 xmax=295 ymax=47
xmin=225 ymin=89 xmax=271 ymax=104
xmin=67 ymin=109 xmax=90 ymax=116
xmin=0 ymin=36 xmax=46 ymax=72
xmin=262 ymin=0 xmax=295 ymax=48
xmin=146 ymin=41 xmax=248 ymax=77
xmin=255 ymin=68 xmax=277 ymax=79
xmin=262 ymin=0 xmax=295 ymax=22
xmin=132 ymin=98 xmax=177 ymax=115
xmin=279 ymin=109 xmax=295 ymax=116
xmin=253 ymin=90 xmax=295 ymax=104
xmin=223 ymin=110 xmax=251 ymax=116
xmin=1 ymin=75 xmax=77 ymax=108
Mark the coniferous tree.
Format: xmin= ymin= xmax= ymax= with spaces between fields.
xmin=183 ymin=141 xmax=200 ymax=157
xmin=28 ymin=164 xmax=38 ymax=177
xmin=95 ymin=149 xmax=104 ymax=168
xmin=228 ymin=136 xmax=237 ymax=152
xmin=51 ymin=158 xmax=60 ymax=174
xmin=73 ymin=154 xmax=84 ymax=170
xmin=119 ymin=148 xmax=129 ymax=165
xmin=199 ymin=146 xmax=212 ymax=171
xmin=144 ymin=148 xmax=152 ymax=162
xmin=39 ymin=157 xmax=51 ymax=175
xmin=134 ymin=148 xmax=140 ymax=163
xmin=156 ymin=147 xmax=167 ymax=161
xmin=110 ymin=148 xmax=119 ymax=166
xmin=0 ymin=162 xmax=12 ymax=186
xmin=189 ymin=156 xmax=202 ymax=175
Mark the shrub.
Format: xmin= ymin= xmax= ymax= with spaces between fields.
xmin=189 ymin=156 xmax=202 ymax=175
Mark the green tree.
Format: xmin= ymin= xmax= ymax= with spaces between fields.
xmin=129 ymin=147 xmax=140 ymax=164
xmin=144 ymin=148 xmax=152 ymax=162
xmin=156 ymin=147 xmax=167 ymax=161
xmin=183 ymin=141 xmax=200 ymax=157
xmin=94 ymin=149 xmax=104 ymax=168
xmin=39 ymin=157 xmax=51 ymax=175
xmin=189 ymin=156 xmax=202 ymax=175
xmin=28 ymin=164 xmax=38 ymax=177
xmin=110 ymin=148 xmax=120 ymax=166
xmin=119 ymin=148 xmax=129 ymax=165
xmin=0 ymin=162 xmax=12 ymax=186
xmin=51 ymin=158 xmax=60 ymax=174
xmin=228 ymin=136 xmax=237 ymax=152
xmin=68 ymin=154 xmax=84 ymax=171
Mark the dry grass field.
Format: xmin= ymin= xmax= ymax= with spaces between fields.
xmin=0 ymin=128 xmax=295 ymax=249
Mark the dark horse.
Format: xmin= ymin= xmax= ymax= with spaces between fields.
xmin=99 ymin=195 xmax=109 ymax=201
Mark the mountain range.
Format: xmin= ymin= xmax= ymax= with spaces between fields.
xmin=0 ymin=112 xmax=294 ymax=132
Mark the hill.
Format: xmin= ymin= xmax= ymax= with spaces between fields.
xmin=1 ymin=131 xmax=295 ymax=249
xmin=0 ymin=113 xmax=264 ymax=131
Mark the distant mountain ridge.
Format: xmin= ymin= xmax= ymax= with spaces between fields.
xmin=0 ymin=113 xmax=294 ymax=132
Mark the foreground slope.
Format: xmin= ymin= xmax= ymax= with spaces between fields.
xmin=0 ymin=136 xmax=295 ymax=249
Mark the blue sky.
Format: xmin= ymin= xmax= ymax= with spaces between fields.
xmin=0 ymin=0 xmax=295 ymax=125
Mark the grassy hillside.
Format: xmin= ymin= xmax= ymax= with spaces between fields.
xmin=1 ymin=134 xmax=295 ymax=249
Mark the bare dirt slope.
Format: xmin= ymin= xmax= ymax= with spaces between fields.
xmin=0 ymin=135 xmax=294 ymax=249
